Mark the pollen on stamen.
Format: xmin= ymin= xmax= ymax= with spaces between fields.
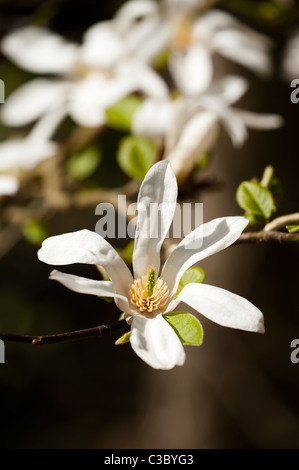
xmin=129 ymin=269 xmax=169 ymax=319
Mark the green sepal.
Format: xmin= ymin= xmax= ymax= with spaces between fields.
xmin=115 ymin=331 xmax=131 ymax=345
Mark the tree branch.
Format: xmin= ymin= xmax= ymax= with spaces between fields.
xmin=0 ymin=319 xmax=128 ymax=346
xmin=236 ymin=230 xmax=299 ymax=244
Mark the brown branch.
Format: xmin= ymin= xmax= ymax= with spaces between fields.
xmin=0 ymin=319 xmax=128 ymax=346
xmin=235 ymin=230 xmax=299 ymax=244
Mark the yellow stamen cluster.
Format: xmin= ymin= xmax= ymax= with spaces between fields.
xmin=129 ymin=268 xmax=169 ymax=318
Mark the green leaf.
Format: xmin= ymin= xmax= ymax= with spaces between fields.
xmin=236 ymin=181 xmax=276 ymax=219
xmin=105 ymin=95 xmax=143 ymax=131
xmin=163 ymin=312 xmax=203 ymax=346
xmin=175 ymin=267 xmax=205 ymax=297
xmin=286 ymin=225 xmax=299 ymax=233
xmin=23 ymin=219 xmax=48 ymax=246
xmin=117 ymin=136 xmax=157 ymax=181
xmin=196 ymin=152 xmax=211 ymax=171
xmin=115 ymin=331 xmax=131 ymax=345
xmin=67 ymin=146 xmax=101 ymax=180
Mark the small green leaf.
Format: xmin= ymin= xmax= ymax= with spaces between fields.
xmin=67 ymin=146 xmax=101 ymax=180
xmin=236 ymin=181 xmax=276 ymax=219
xmin=105 ymin=95 xmax=143 ymax=131
xmin=117 ymin=136 xmax=157 ymax=181
xmin=175 ymin=267 xmax=205 ymax=297
xmin=286 ymin=225 xmax=299 ymax=233
xmin=163 ymin=312 xmax=203 ymax=346
xmin=115 ymin=331 xmax=131 ymax=345
xmin=23 ymin=220 xmax=48 ymax=245
xmin=196 ymin=153 xmax=211 ymax=171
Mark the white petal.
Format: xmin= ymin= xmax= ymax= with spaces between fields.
xmin=217 ymin=107 xmax=248 ymax=148
xmin=0 ymin=175 xmax=19 ymax=196
xmin=198 ymin=75 xmax=248 ymax=106
xmin=68 ymin=73 xmax=132 ymax=127
xmin=27 ymin=107 xmax=67 ymax=142
xmin=126 ymin=19 xmax=171 ymax=64
xmin=193 ymin=10 xmax=272 ymax=46
xmin=132 ymin=98 xmax=173 ymax=138
xmin=161 ymin=216 xmax=248 ymax=297
xmin=1 ymin=79 xmax=69 ymax=127
xmin=165 ymin=110 xmax=219 ymax=183
xmin=115 ymin=0 xmax=159 ymax=31
xmin=132 ymin=161 xmax=177 ymax=279
xmin=234 ymin=110 xmax=284 ymax=130
xmin=169 ymin=44 xmax=213 ymax=96
xmin=49 ymin=270 xmax=129 ymax=307
xmin=130 ymin=315 xmax=185 ymax=369
xmin=212 ymin=31 xmax=272 ymax=77
xmin=81 ymin=21 xmax=125 ymax=68
xmin=38 ymin=230 xmax=134 ymax=305
xmin=0 ymin=138 xmax=57 ymax=171
xmin=176 ymin=282 xmax=265 ymax=333
xmin=192 ymin=10 xmax=237 ymax=41
xmin=117 ymin=60 xmax=169 ymax=99
xmin=2 ymin=26 xmax=78 ymax=74
xmin=282 ymin=31 xmax=299 ymax=80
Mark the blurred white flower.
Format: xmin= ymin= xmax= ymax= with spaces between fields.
xmin=282 ymin=30 xmax=299 ymax=80
xmin=0 ymin=109 xmax=61 ymax=195
xmin=0 ymin=175 xmax=19 ymax=196
xmin=170 ymin=8 xmax=273 ymax=96
xmin=116 ymin=2 xmax=273 ymax=95
xmin=1 ymin=8 xmax=169 ymax=130
xmin=38 ymin=161 xmax=264 ymax=370
xmin=133 ymin=76 xmax=283 ymax=182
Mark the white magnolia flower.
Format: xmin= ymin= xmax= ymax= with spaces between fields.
xmin=168 ymin=9 xmax=273 ymax=96
xmin=116 ymin=1 xmax=273 ymax=95
xmin=133 ymin=76 xmax=283 ymax=182
xmin=1 ymin=8 xmax=169 ymax=130
xmin=38 ymin=161 xmax=264 ymax=370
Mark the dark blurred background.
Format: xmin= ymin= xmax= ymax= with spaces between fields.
xmin=0 ymin=0 xmax=299 ymax=449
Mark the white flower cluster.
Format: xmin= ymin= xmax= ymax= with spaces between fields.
xmin=0 ymin=0 xmax=283 ymax=193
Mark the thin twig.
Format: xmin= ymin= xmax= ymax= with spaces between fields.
xmin=236 ymin=230 xmax=299 ymax=244
xmin=0 ymin=320 xmax=128 ymax=346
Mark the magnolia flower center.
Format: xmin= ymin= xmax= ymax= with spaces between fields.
xmin=129 ymin=267 xmax=169 ymax=318
xmin=74 ymin=63 xmax=114 ymax=80
xmin=171 ymin=16 xmax=193 ymax=50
